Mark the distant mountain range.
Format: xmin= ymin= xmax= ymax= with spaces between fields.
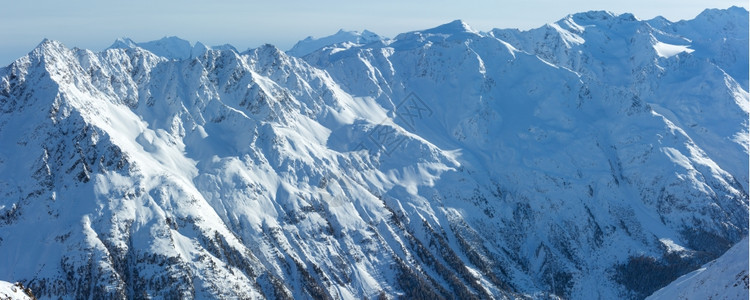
xmin=0 ymin=6 xmax=747 ymax=299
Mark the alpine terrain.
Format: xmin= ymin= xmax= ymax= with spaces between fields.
xmin=0 ymin=7 xmax=747 ymax=300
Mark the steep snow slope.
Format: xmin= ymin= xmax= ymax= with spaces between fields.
xmin=646 ymin=237 xmax=749 ymax=300
xmin=300 ymin=10 xmax=749 ymax=299
xmin=489 ymin=7 xmax=750 ymax=187
xmin=0 ymin=7 xmax=747 ymax=300
xmin=0 ymin=39 xmax=471 ymax=300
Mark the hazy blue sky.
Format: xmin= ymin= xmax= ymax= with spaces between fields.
xmin=1 ymin=0 xmax=747 ymax=65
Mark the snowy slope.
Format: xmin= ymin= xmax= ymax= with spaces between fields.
xmin=0 ymin=281 xmax=34 ymax=300
xmin=646 ymin=237 xmax=749 ymax=300
xmin=0 ymin=7 xmax=747 ymax=300
xmin=489 ymin=7 xmax=750 ymax=188
xmin=301 ymin=11 xmax=748 ymax=298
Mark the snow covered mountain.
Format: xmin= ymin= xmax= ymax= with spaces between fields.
xmin=287 ymin=30 xmax=383 ymax=57
xmin=0 ymin=7 xmax=747 ymax=300
xmin=109 ymin=36 xmax=239 ymax=60
xmin=646 ymin=236 xmax=749 ymax=300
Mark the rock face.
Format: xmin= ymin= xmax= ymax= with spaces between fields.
xmin=0 ymin=7 xmax=747 ymax=300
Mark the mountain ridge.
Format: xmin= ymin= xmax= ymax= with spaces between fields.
xmin=0 ymin=7 xmax=747 ymax=300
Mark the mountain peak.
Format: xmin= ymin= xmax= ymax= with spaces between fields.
xmin=694 ymin=6 xmax=750 ymax=22
xmin=570 ymin=10 xmax=617 ymax=21
xmin=107 ymin=36 xmax=240 ymax=60
xmin=361 ymin=29 xmax=379 ymax=37
xmin=157 ymin=35 xmax=189 ymax=42
xmin=564 ymin=10 xmax=640 ymax=27
xmin=0 ymin=9 xmax=747 ymax=300
xmin=107 ymin=36 xmax=193 ymax=60
xmin=110 ymin=37 xmax=137 ymax=49
xmin=247 ymin=43 xmax=286 ymax=59
xmin=728 ymin=5 xmax=749 ymax=14
xmin=137 ymin=36 xmax=193 ymax=60
xmin=35 ymin=38 xmax=64 ymax=49
xmin=30 ymin=38 xmax=69 ymax=60
xmin=391 ymin=19 xmax=480 ymax=48
xmin=287 ymin=29 xmax=383 ymax=57
xmin=424 ymin=19 xmax=477 ymax=35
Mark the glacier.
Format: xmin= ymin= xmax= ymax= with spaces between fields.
xmin=0 ymin=7 xmax=747 ymax=300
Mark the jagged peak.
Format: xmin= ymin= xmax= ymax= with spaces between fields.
xmin=29 ymin=39 xmax=71 ymax=61
xmin=245 ymin=43 xmax=289 ymax=61
xmin=35 ymin=38 xmax=66 ymax=50
xmin=0 ymin=8 xmax=747 ymax=300
xmin=0 ymin=39 xmax=66 ymax=76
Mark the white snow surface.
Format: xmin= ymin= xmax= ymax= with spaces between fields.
xmin=0 ymin=7 xmax=747 ymax=300
xmin=647 ymin=237 xmax=749 ymax=300
xmin=653 ymin=42 xmax=694 ymax=58
xmin=0 ymin=281 xmax=33 ymax=300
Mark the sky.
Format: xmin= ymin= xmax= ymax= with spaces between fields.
xmin=0 ymin=0 xmax=747 ymax=66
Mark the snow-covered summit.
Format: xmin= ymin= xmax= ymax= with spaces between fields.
xmin=422 ymin=19 xmax=478 ymax=35
xmin=109 ymin=37 xmax=138 ymax=49
xmin=570 ymin=10 xmax=638 ymax=23
xmin=286 ymin=29 xmax=383 ymax=57
xmin=391 ymin=19 xmax=482 ymax=47
xmin=692 ymin=5 xmax=748 ymax=22
xmin=130 ymin=36 xmax=192 ymax=59
xmin=0 ymin=7 xmax=747 ymax=300
xmin=107 ymin=36 xmax=239 ymax=60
